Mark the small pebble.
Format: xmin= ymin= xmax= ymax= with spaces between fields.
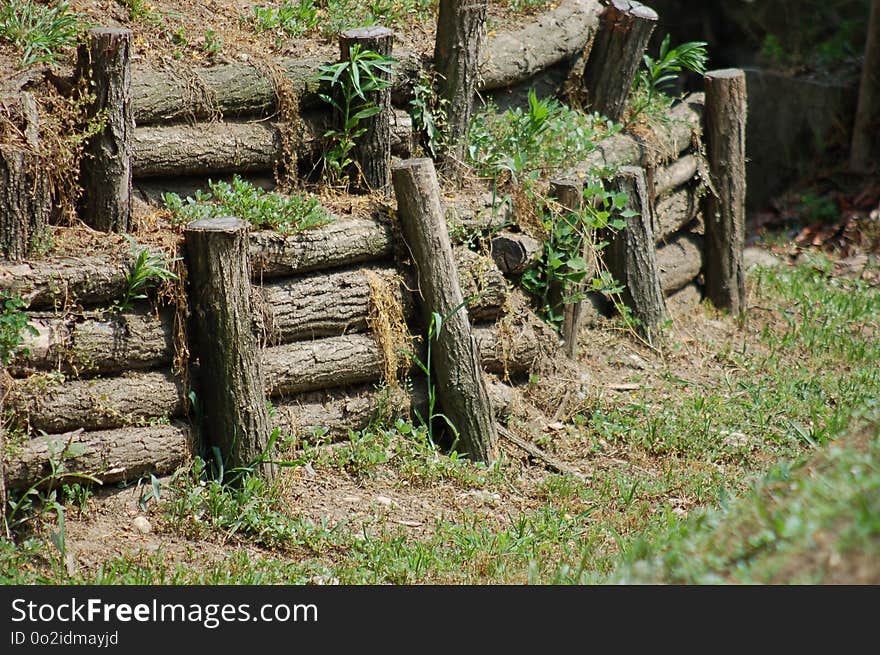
xmin=132 ymin=516 xmax=152 ymax=534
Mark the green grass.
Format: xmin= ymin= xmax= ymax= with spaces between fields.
xmin=0 ymin=0 xmax=86 ymax=67
xmin=2 ymin=254 xmax=878 ymax=584
xmin=163 ymin=175 xmax=332 ymax=233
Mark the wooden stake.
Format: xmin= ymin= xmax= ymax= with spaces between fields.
xmin=434 ymin=0 xmax=488 ymax=169
xmin=185 ymin=217 xmax=274 ymax=478
xmin=703 ymin=68 xmax=747 ymax=315
xmin=78 ymin=28 xmax=133 ymax=233
xmin=605 ymin=166 xmax=667 ymax=343
xmin=581 ymin=0 xmax=658 ymax=121
xmin=340 ymin=26 xmax=394 ymax=193
xmin=392 ymin=158 xmax=499 ymax=463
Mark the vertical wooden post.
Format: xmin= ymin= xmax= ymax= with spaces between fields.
xmin=549 ymin=176 xmax=592 ymax=359
xmin=581 ymin=0 xmax=658 ymax=121
xmin=185 ymin=217 xmax=274 ymax=478
xmin=703 ymin=68 xmax=747 ymax=315
xmin=78 ymin=27 xmax=133 ymax=233
xmin=850 ymin=0 xmax=880 ymax=172
xmin=605 ymin=166 xmax=667 ymax=343
xmin=340 ymin=26 xmax=394 ymax=193
xmin=434 ymin=0 xmax=488 ymax=169
xmin=1 ymin=93 xmax=51 ymax=261
xmin=392 ymin=158 xmax=499 ymax=463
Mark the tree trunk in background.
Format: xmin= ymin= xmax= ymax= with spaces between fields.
xmin=0 ymin=93 xmax=51 ymax=261
xmin=606 ymin=166 xmax=668 ymax=343
xmin=392 ymin=158 xmax=499 ymax=462
xmin=581 ymin=0 xmax=658 ymax=121
xmin=434 ymin=0 xmax=488 ymax=170
xmin=185 ymin=217 xmax=274 ymax=478
xmin=340 ymin=27 xmax=394 ymax=193
xmin=703 ymin=69 xmax=747 ymax=315
xmin=77 ymin=28 xmax=133 ymax=233
xmin=850 ymin=0 xmax=880 ymax=172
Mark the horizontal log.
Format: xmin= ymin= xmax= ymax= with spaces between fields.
xmin=131 ymin=51 xmax=424 ymax=124
xmin=569 ymin=93 xmax=704 ymax=175
xmin=654 ymin=154 xmax=699 ymax=197
xmin=131 ymin=0 xmax=601 ymax=125
xmin=9 ymin=308 xmax=174 ymax=377
xmin=7 ymin=370 xmax=185 ymax=434
xmin=491 ymin=231 xmax=543 ymax=274
xmin=250 ymin=217 xmax=393 ymax=278
xmin=654 ymin=186 xmax=699 ymax=244
xmin=480 ymin=0 xmax=601 ymax=91
xmin=4 ymin=423 xmax=191 ymax=490
xmin=657 ymin=232 xmax=704 ymax=295
xmin=473 ymin=298 xmax=559 ymax=377
xmin=445 ymin=193 xmax=513 ymax=237
xmin=666 ymin=281 xmax=703 ymax=309
xmin=0 ymin=255 xmax=131 ymax=310
xmin=132 ymin=110 xmax=412 ymax=178
xmin=272 ymin=378 xmax=516 ymax=442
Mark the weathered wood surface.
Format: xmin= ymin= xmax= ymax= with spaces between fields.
xmin=654 ymin=185 xmax=699 ymax=243
xmin=393 ymin=158 xmax=498 ymax=462
xmin=186 ymin=217 xmax=273 ymax=476
xmin=1 ymin=92 xmax=51 ymax=261
xmin=10 ymin=309 xmax=173 ymax=376
xmin=606 ymin=167 xmax=667 ymax=342
xmin=0 ymin=254 xmax=132 ymax=310
xmin=581 ymin=0 xmax=658 ymax=121
xmin=480 ymin=0 xmax=602 ymax=92
xmin=131 ymin=110 xmax=412 ymax=177
xmin=569 ymin=93 xmax=704 ymax=175
xmin=657 ymin=232 xmax=704 ymax=295
xmin=654 ymin=154 xmax=699 ymax=197
xmin=250 ymin=218 xmax=393 ymax=278
xmin=490 ymin=231 xmax=542 ymax=275
xmin=703 ymin=69 xmax=747 ymax=315
xmin=77 ymin=28 xmax=133 ymax=233
xmin=130 ymin=0 xmax=602 ymax=125
xmin=4 ymin=424 xmax=191 ymax=490
xmin=850 ymin=0 xmax=880 ymax=171
xmin=7 ymin=370 xmax=185 ymax=434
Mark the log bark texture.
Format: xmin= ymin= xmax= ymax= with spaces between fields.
xmin=77 ymin=28 xmax=133 ymax=233
xmin=340 ymin=27 xmax=394 ymax=192
xmin=0 ymin=255 xmax=132 ymax=310
xmin=435 ymin=0 xmax=489 ymax=166
xmin=491 ymin=231 xmax=542 ymax=275
xmin=581 ymin=0 xmax=658 ymax=121
xmin=8 ymin=370 xmax=185 ymax=434
xmin=392 ymin=158 xmax=499 ymax=462
xmin=0 ymin=93 xmax=51 ymax=261
xmin=480 ymin=0 xmax=602 ymax=91
xmin=850 ymin=0 xmax=880 ymax=172
xmin=606 ymin=166 xmax=667 ymax=342
xmin=249 ymin=218 xmax=393 ymax=278
xmin=657 ymin=232 xmax=703 ymax=295
xmin=4 ymin=424 xmax=191 ymax=490
xmin=654 ymin=185 xmax=699 ymax=243
xmin=131 ymin=110 xmax=412 ymax=178
xmin=10 ymin=309 xmax=173 ymax=376
xmin=654 ymin=154 xmax=699 ymax=197
xmin=703 ymin=69 xmax=747 ymax=315
xmin=185 ymin=217 xmax=273 ymax=477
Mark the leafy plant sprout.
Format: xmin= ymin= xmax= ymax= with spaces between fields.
xmin=628 ymin=35 xmax=708 ymax=124
xmin=116 ymin=236 xmax=179 ymax=313
xmin=318 ymin=44 xmax=395 ymax=188
xmin=0 ymin=0 xmax=85 ymax=67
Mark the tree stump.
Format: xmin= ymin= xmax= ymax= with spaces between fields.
xmin=605 ymin=166 xmax=667 ymax=343
xmin=703 ymin=69 xmax=747 ymax=315
xmin=392 ymin=158 xmax=499 ymax=463
xmin=434 ymin=0 xmax=489 ymax=169
xmin=340 ymin=26 xmax=394 ymax=193
xmin=77 ymin=28 xmax=133 ymax=233
xmin=581 ymin=0 xmax=658 ymax=121
xmin=185 ymin=217 xmax=274 ymax=478
xmin=0 ymin=93 xmax=51 ymax=261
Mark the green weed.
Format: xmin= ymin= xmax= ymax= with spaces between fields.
xmin=0 ymin=0 xmax=85 ymax=67
xmin=0 ymin=292 xmax=37 ymax=366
